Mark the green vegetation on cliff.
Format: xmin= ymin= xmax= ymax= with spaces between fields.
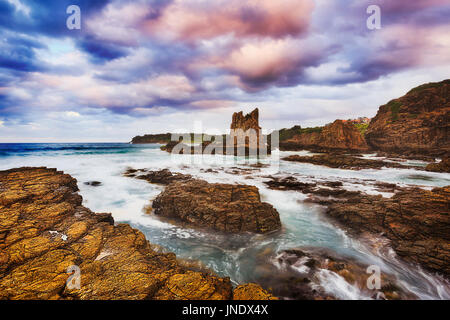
xmin=407 ymin=79 xmax=450 ymax=95
xmin=387 ymin=100 xmax=402 ymax=121
xmin=278 ymin=125 xmax=323 ymax=141
xmin=353 ymin=123 xmax=369 ymax=136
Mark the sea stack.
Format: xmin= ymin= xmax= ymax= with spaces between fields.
xmin=229 ymin=108 xmax=269 ymax=156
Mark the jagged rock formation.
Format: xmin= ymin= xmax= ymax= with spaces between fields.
xmin=152 ymin=178 xmax=281 ymax=234
xmin=160 ymin=108 xmax=270 ymax=156
xmin=365 ymin=80 xmax=450 ymax=156
xmin=0 ymin=167 xmax=276 ymax=300
xmin=325 ymin=186 xmax=450 ymax=276
xmin=230 ymin=108 xmax=261 ymax=133
xmin=279 ymin=120 xmax=368 ymax=152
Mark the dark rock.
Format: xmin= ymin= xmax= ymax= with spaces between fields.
xmin=282 ymin=153 xmax=415 ymax=170
xmin=84 ymin=181 xmax=102 ymax=186
xmin=250 ymin=247 xmax=415 ymax=300
xmin=152 ymin=179 xmax=282 ymax=234
xmin=130 ymin=168 xmax=192 ymax=185
xmin=325 ymin=186 xmax=450 ymax=276
xmin=425 ymin=157 xmax=450 ymax=173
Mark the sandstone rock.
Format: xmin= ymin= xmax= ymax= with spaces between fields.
xmin=233 ymin=283 xmax=277 ymax=300
xmin=279 ymin=120 xmax=368 ymax=152
xmin=152 ymin=179 xmax=281 ymax=234
xmin=282 ymin=153 xmax=413 ymax=170
xmin=365 ymin=79 xmax=450 ymax=156
xmin=0 ymin=167 xmax=272 ymax=300
xmin=125 ymin=168 xmax=192 ymax=185
xmin=161 ymin=108 xmax=270 ymax=156
xmin=325 ymin=186 xmax=450 ymax=276
xmin=230 ymin=108 xmax=261 ymax=134
xmin=425 ymin=157 xmax=450 ymax=173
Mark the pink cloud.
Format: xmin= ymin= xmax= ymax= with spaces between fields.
xmin=141 ymin=0 xmax=315 ymax=41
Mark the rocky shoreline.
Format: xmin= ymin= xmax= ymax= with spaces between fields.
xmin=0 ymin=167 xmax=276 ymax=300
xmin=263 ymin=174 xmax=450 ymax=277
xmin=282 ymin=153 xmax=420 ymax=170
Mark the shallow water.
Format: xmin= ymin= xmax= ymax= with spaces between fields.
xmin=1 ymin=143 xmax=449 ymax=299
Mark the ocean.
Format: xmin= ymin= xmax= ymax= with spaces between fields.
xmin=1 ymin=142 xmax=449 ymax=299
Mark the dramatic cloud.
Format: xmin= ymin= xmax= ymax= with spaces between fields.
xmin=0 ymin=0 xmax=449 ymax=141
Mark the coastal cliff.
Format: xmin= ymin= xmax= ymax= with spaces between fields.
xmin=278 ymin=120 xmax=368 ymax=152
xmin=365 ymin=80 xmax=450 ymax=156
xmin=0 ymin=167 xmax=275 ymax=300
xmin=131 ymin=133 xmax=172 ymax=144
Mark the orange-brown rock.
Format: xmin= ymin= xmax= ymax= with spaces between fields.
xmin=425 ymin=156 xmax=450 ymax=173
xmin=325 ymin=186 xmax=450 ymax=276
xmin=233 ymin=283 xmax=278 ymax=300
xmin=282 ymin=153 xmax=414 ymax=170
xmin=0 ymin=167 xmax=273 ymax=300
xmin=152 ymin=179 xmax=281 ymax=234
xmin=231 ymin=108 xmax=261 ymax=133
xmin=279 ymin=120 xmax=368 ymax=152
xmin=365 ymin=80 xmax=450 ymax=156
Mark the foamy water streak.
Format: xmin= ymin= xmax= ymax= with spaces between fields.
xmin=0 ymin=143 xmax=449 ymax=299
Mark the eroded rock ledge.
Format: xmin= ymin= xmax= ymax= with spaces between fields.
xmin=326 ymin=186 xmax=450 ymax=276
xmin=0 ymin=167 xmax=275 ymax=300
xmin=152 ymin=179 xmax=282 ymax=234
xmin=125 ymin=168 xmax=281 ymax=234
xmin=264 ymin=174 xmax=449 ymax=277
xmin=282 ymin=154 xmax=419 ymax=170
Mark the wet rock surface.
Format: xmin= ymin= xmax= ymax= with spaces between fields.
xmin=0 ymin=167 xmax=276 ymax=300
xmin=249 ymin=247 xmax=414 ymax=300
xmin=425 ymin=156 xmax=450 ymax=173
xmin=83 ymin=181 xmax=102 ymax=186
xmin=282 ymin=153 xmax=417 ymax=170
xmin=124 ymin=168 xmax=192 ymax=185
xmin=325 ymin=186 xmax=450 ymax=276
xmin=152 ymin=178 xmax=282 ymax=234
xmin=264 ymin=174 xmax=449 ymax=277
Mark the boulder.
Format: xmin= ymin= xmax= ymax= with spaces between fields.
xmin=152 ymin=179 xmax=281 ymax=234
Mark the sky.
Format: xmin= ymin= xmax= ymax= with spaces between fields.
xmin=0 ymin=0 xmax=449 ymax=142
